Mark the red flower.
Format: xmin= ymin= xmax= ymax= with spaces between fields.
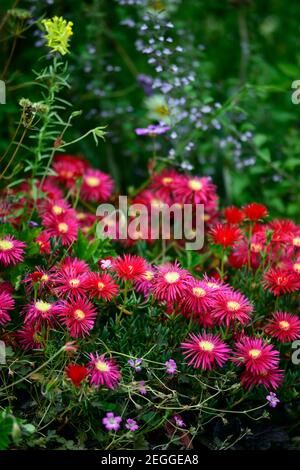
xmin=265 ymin=311 xmax=300 ymax=342
xmin=36 ymin=232 xmax=51 ymax=254
xmin=224 ymin=206 xmax=245 ymax=224
xmin=263 ymin=268 xmax=300 ymax=296
xmin=65 ymin=364 xmax=89 ymax=387
xmin=113 ymin=254 xmax=147 ymax=282
xmin=85 ymin=272 xmax=119 ymax=301
xmin=181 ymin=332 xmax=231 ymax=370
xmin=233 ymin=337 xmax=279 ymax=374
xmin=209 ymin=223 xmax=241 ymax=248
xmin=243 ymin=203 xmax=268 ymax=221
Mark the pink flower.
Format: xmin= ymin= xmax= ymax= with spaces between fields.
xmin=265 ymin=311 xmax=300 ymax=342
xmin=233 ymin=337 xmax=279 ymax=374
xmin=181 ymin=332 xmax=231 ymax=370
xmin=0 ymin=291 xmax=14 ymax=326
xmin=24 ymin=300 xmax=60 ymax=327
xmin=0 ymin=236 xmax=26 ymax=266
xmin=240 ymin=368 xmax=283 ymax=390
xmin=43 ymin=211 xmax=79 ymax=246
xmin=179 ymin=278 xmax=214 ymax=317
xmin=102 ymin=412 xmax=122 ymax=431
xmin=210 ymin=289 xmax=253 ymax=326
xmin=58 ymin=297 xmax=97 ymax=338
xmin=88 ymin=353 xmax=121 ymax=389
xmin=151 ymin=262 xmax=192 ymax=302
xmin=53 ymin=269 xmax=89 ymax=299
xmin=16 ymin=324 xmax=44 ymax=350
xmin=125 ymin=418 xmax=139 ymax=431
xmin=81 ymin=169 xmax=114 ymax=202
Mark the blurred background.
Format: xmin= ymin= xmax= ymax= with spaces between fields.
xmin=1 ymin=0 xmax=300 ymax=217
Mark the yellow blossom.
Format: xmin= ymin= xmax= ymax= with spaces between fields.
xmin=42 ymin=16 xmax=73 ymax=56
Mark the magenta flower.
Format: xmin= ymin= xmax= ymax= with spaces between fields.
xmin=173 ymin=415 xmax=186 ymax=428
xmin=0 ymin=236 xmax=26 ymax=266
xmin=102 ymin=412 xmax=122 ymax=431
xmin=165 ymin=359 xmax=177 ymax=374
xmin=181 ymin=332 xmax=231 ymax=370
xmin=88 ymin=352 xmax=121 ymax=389
xmin=125 ymin=418 xmax=139 ymax=431
xmin=266 ymin=392 xmax=280 ymax=408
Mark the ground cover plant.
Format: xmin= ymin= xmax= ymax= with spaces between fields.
xmin=1 ymin=0 xmax=300 ymax=451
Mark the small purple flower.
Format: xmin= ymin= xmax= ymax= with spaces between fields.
xmin=99 ymin=259 xmax=112 ymax=269
xmin=165 ymin=359 xmax=177 ymax=375
xmin=266 ymin=392 xmax=280 ymax=408
xmin=28 ymin=221 xmax=39 ymax=228
xmin=102 ymin=412 xmax=122 ymax=431
xmin=173 ymin=415 xmax=186 ymax=428
xmin=128 ymin=358 xmax=143 ymax=372
xmin=138 ymin=380 xmax=147 ymax=395
xmin=125 ymin=418 xmax=139 ymax=431
xmin=137 ymin=74 xmax=153 ymax=95
xmin=135 ymin=124 xmax=170 ymax=137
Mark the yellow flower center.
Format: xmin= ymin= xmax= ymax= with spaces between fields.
xmin=95 ymin=360 xmax=110 ymax=372
xmin=76 ymin=212 xmax=86 ymax=220
xmin=192 ymin=287 xmax=206 ymax=297
xmin=164 ymin=271 xmax=180 ymax=284
xmin=35 ymin=301 xmax=51 ymax=313
xmin=250 ymin=243 xmax=262 ymax=253
xmin=249 ymin=348 xmax=262 ymax=359
xmin=97 ymin=282 xmax=105 ymax=290
xmin=279 ymin=320 xmax=290 ymax=330
xmin=69 ymin=278 xmax=80 ymax=287
xmin=86 ymin=176 xmax=100 ymax=187
xmin=58 ymin=222 xmax=69 ymax=233
xmin=294 ymin=263 xmax=300 ymax=273
xmin=293 ymin=237 xmax=300 ymax=247
xmin=52 ymin=205 xmax=63 ymax=215
xmin=74 ymin=309 xmax=85 ymax=320
xmin=0 ymin=240 xmax=13 ymax=251
xmin=188 ymin=179 xmax=203 ymax=191
xmin=227 ymin=301 xmax=240 ymax=311
xmin=41 ymin=274 xmax=49 ymax=282
xmin=162 ymin=177 xmax=173 ymax=185
xmin=206 ymin=281 xmax=219 ymax=290
xmin=151 ymin=198 xmax=164 ymax=208
xmin=199 ymin=340 xmax=214 ymax=352
xmin=144 ymin=270 xmax=153 ymax=281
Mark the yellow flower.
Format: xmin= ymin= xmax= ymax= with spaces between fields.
xmin=42 ymin=16 xmax=73 ymax=56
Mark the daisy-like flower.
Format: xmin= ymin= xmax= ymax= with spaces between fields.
xmin=53 ymin=269 xmax=88 ymax=299
xmin=58 ymin=256 xmax=89 ymax=276
xmin=24 ymin=300 xmax=60 ymax=327
xmin=58 ymin=297 xmax=97 ymax=338
xmin=210 ymin=289 xmax=253 ymax=326
xmin=65 ymin=364 xmax=89 ymax=387
xmin=181 ymin=332 xmax=231 ymax=370
xmin=224 ymin=206 xmax=245 ymax=224
xmin=151 ymin=262 xmax=192 ymax=302
xmin=43 ymin=211 xmax=79 ymax=246
xmin=113 ymin=254 xmax=147 ymax=282
xmin=16 ymin=323 xmax=44 ymax=350
xmin=102 ymin=412 xmax=122 ymax=431
xmin=148 ymin=168 xmax=179 ymax=202
xmin=85 ymin=272 xmax=119 ymax=301
xmin=23 ymin=268 xmax=53 ymax=295
xmin=263 ymin=268 xmax=300 ymax=296
xmin=0 ymin=291 xmax=14 ymax=326
xmin=233 ymin=337 xmax=279 ymax=374
xmin=88 ymin=352 xmax=121 ymax=389
xmin=243 ymin=203 xmax=268 ymax=221
xmin=125 ymin=418 xmax=139 ymax=432
xmin=39 ymin=198 xmax=71 ymax=218
xmin=266 ymin=392 xmax=280 ymax=408
xmin=80 ymin=169 xmax=114 ymax=202
xmin=52 ymin=154 xmax=88 ymax=188
xmin=134 ymin=266 xmax=155 ymax=297
xmin=165 ymin=358 xmax=177 ymax=374
xmin=0 ymin=236 xmax=26 ymax=266
xmin=174 ymin=175 xmax=217 ymax=205
xmin=240 ymin=368 xmax=283 ymax=390
xmin=180 ymin=278 xmax=213 ymax=317
xmin=209 ymin=223 xmax=241 ymax=248
xmin=265 ymin=311 xmax=300 ymax=342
